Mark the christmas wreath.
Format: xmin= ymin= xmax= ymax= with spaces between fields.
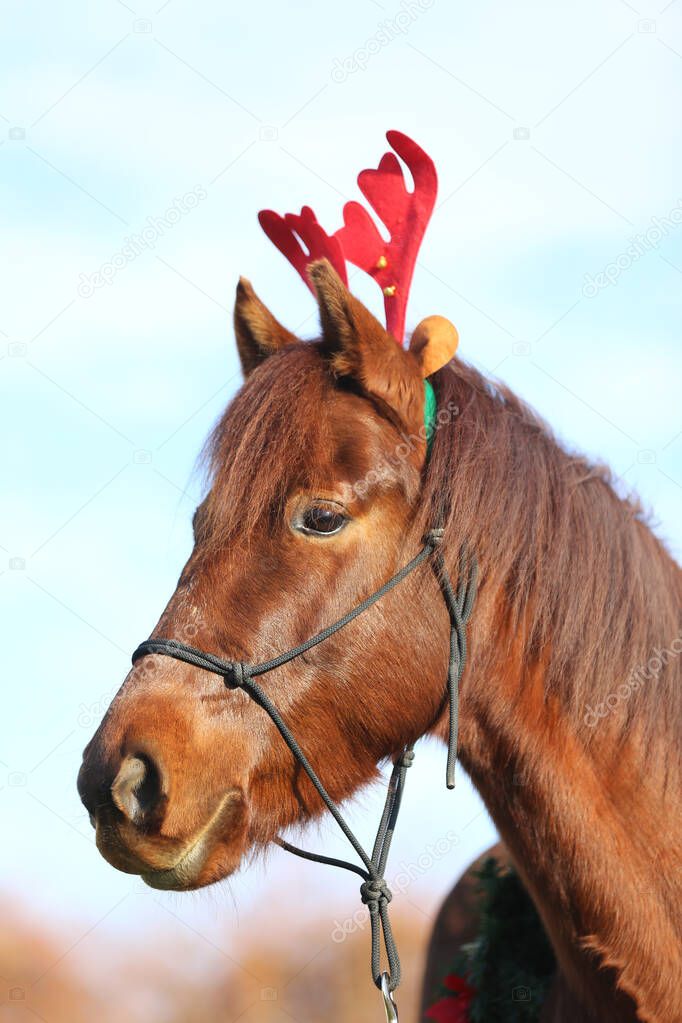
xmin=425 ymin=859 xmax=556 ymax=1023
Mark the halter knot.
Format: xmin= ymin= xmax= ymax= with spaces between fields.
xmin=224 ymin=662 xmax=250 ymax=689
xmin=425 ymin=527 xmax=445 ymax=548
xmin=360 ymin=878 xmax=393 ymax=909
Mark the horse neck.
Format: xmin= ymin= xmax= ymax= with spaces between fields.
xmin=459 ymin=690 xmax=681 ymax=1021
xmin=432 ymin=365 xmax=682 ymax=1022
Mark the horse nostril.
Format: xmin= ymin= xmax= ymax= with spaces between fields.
xmin=111 ymin=754 xmax=163 ymax=826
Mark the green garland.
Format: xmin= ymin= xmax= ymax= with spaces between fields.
xmin=427 ymin=859 xmax=556 ymax=1023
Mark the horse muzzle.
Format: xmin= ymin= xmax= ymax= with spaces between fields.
xmin=78 ymin=749 xmax=250 ymax=890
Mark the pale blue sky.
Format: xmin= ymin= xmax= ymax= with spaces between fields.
xmin=1 ymin=0 xmax=681 ymax=978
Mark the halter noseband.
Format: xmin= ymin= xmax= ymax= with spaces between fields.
xmin=132 ymin=528 xmax=477 ymax=1014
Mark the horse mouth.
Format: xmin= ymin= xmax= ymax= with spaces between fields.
xmin=140 ymin=824 xmax=221 ymax=891
xmin=95 ymin=788 xmax=249 ymax=891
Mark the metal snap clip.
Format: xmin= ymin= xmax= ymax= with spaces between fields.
xmin=380 ymin=972 xmax=399 ymax=1022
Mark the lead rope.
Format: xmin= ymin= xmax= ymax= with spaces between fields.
xmin=437 ymin=536 xmax=479 ymax=789
xmin=131 ymin=530 xmax=477 ymax=1019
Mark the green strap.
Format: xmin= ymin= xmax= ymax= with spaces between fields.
xmin=424 ymin=379 xmax=437 ymax=453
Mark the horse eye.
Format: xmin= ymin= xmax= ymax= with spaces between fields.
xmin=299 ymin=506 xmax=347 ymax=536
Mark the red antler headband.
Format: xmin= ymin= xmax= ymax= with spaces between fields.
xmin=258 ymin=130 xmax=438 ymax=346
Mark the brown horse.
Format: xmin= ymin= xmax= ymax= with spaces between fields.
xmin=78 ymin=261 xmax=682 ymax=1022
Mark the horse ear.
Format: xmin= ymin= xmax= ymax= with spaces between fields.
xmin=233 ymin=277 xmax=297 ymax=377
xmin=309 ymin=259 xmax=424 ymax=436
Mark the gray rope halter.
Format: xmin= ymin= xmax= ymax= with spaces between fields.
xmin=132 ymin=529 xmax=477 ymax=1013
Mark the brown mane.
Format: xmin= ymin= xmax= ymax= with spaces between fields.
xmin=422 ymin=360 xmax=681 ymax=746
xmin=199 ymin=344 xmax=333 ymax=553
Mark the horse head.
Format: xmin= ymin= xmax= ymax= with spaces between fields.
xmin=77 ymin=259 xmax=461 ymax=891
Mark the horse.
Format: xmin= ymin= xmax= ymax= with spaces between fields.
xmin=78 ymin=260 xmax=682 ymax=1022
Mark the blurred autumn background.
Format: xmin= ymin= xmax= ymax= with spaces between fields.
xmin=3 ymin=902 xmax=429 ymax=1022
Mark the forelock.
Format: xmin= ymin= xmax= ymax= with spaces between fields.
xmin=199 ymin=344 xmax=333 ymax=552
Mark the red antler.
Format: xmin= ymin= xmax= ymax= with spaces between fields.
xmin=258 ymin=206 xmax=347 ymax=293
xmin=258 ymin=131 xmax=438 ymax=344
xmin=334 ymin=131 xmax=437 ymax=343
